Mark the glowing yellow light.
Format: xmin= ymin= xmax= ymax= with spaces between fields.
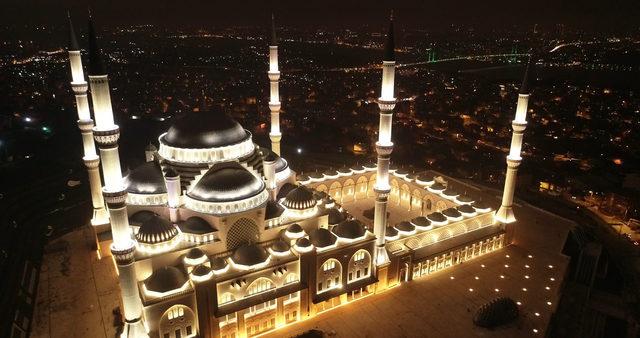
xmin=481 ymin=264 xmax=486 ymax=268
xmin=550 ymin=277 xmax=555 ymax=281
xmin=547 ymin=301 xmax=552 ymax=306
xmin=524 ymin=275 xmax=530 ymax=279
xmin=516 ymin=301 xmax=522 ymax=305
xmin=504 ymin=264 xmax=509 ymax=268
xmin=522 ymin=288 xmax=527 ymax=291
xmin=474 ymin=276 xmax=479 ymax=280
xmin=548 ymin=265 xmax=554 ymax=269
xmin=525 ymin=264 xmax=530 ymax=268
xmin=545 ymin=286 xmax=550 ymax=290
xmin=468 ymin=288 xmax=474 ymax=292
xmin=494 ymin=288 xmax=500 ymax=292
xmin=450 ymin=276 xmax=455 ymax=280
xmin=535 ymin=312 xmax=540 ymax=317
xmin=533 ymin=329 xmax=538 ymax=333
xmin=500 ymin=275 xmax=505 ymax=279
xmin=505 ymin=254 xmax=510 ymax=258
xmin=528 ymin=254 xmax=533 ymax=258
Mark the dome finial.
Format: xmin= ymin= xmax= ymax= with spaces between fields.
xmin=270 ymin=13 xmax=278 ymax=46
xmin=383 ymin=12 xmax=395 ymax=61
xmin=67 ymin=11 xmax=80 ymax=51
xmin=87 ymin=12 xmax=106 ymax=75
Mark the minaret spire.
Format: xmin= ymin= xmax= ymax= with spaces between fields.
xmin=268 ymin=13 xmax=282 ymax=155
xmin=65 ymin=12 xmax=108 ymax=226
xmin=86 ymin=14 xmax=148 ymax=338
xmin=495 ymin=55 xmax=533 ymax=223
xmin=373 ymin=12 xmax=397 ymax=271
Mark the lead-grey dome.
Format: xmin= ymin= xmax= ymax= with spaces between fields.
xmin=333 ymin=219 xmax=366 ymax=239
xmin=309 ymin=228 xmax=337 ymax=248
xmin=144 ymin=266 xmax=188 ymax=293
xmin=136 ymin=214 xmax=178 ymax=244
xmin=443 ymin=207 xmax=462 ymax=218
xmin=188 ymin=162 xmax=265 ymax=202
xmin=231 ymin=243 xmax=269 ymax=267
xmin=327 ymin=208 xmax=346 ymax=225
xmin=129 ymin=210 xmax=157 ymax=226
xmin=282 ymin=185 xmax=316 ymax=210
xmin=163 ymin=111 xmax=248 ymax=149
xmin=179 ymin=216 xmax=215 ymax=234
xmin=124 ymin=161 xmax=167 ymax=194
xmin=410 ymin=216 xmax=431 ymax=228
xmin=427 ymin=212 xmax=447 ymax=223
xmin=395 ymin=221 xmax=415 ymax=233
xmin=270 ymin=239 xmax=291 ymax=253
xmin=211 ymin=257 xmax=228 ymax=271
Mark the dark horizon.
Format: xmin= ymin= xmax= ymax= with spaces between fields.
xmin=2 ymin=0 xmax=639 ymax=31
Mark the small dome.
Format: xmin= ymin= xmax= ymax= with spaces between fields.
xmin=265 ymin=200 xmax=285 ymax=219
xmin=270 ymin=239 xmax=291 ymax=253
xmin=395 ymin=167 xmax=409 ymax=175
xmin=363 ymin=161 xmax=377 ymax=170
xmin=389 ymin=164 xmax=399 ymax=172
xmin=308 ymin=171 xmax=323 ymax=179
xmin=429 ymin=182 xmax=446 ymax=191
xmin=327 ymin=208 xmax=346 ymax=225
xmin=351 ymin=164 xmax=366 ymax=172
xmin=276 ymin=183 xmax=298 ymax=200
xmin=457 ymin=194 xmax=474 ymax=204
xmin=231 ymin=244 xmax=269 ymax=267
xmin=333 ymin=219 xmax=366 ymax=239
xmin=282 ymin=185 xmax=316 ymax=210
xmin=472 ymin=200 xmax=491 ymax=210
xmin=286 ymin=223 xmax=304 ymax=234
xmin=295 ymin=237 xmax=312 ymax=248
xmin=427 ymin=212 xmax=447 ymax=223
xmin=191 ymin=264 xmax=211 ymax=277
xmin=416 ymin=172 xmax=433 ymax=183
xmin=188 ymin=162 xmax=265 ymax=202
xmin=125 ymin=161 xmax=167 ymax=194
xmin=186 ymin=248 xmax=205 ymax=260
xmin=443 ymin=208 xmax=462 ymax=218
xmin=337 ymin=166 xmax=351 ymax=174
xmin=297 ymin=174 xmax=310 ymax=182
xmin=410 ymin=216 xmax=431 ymax=229
xmin=309 ymin=228 xmax=337 ymax=248
xmin=473 ymin=297 xmax=519 ymax=328
xmin=211 ymin=257 xmax=228 ymax=271
xmin=129 ymin=210 xmax=157 ymax=226
xmin=323 ymin=168 xmax=339 ymax=176
xmin=136 ymin=214 xmax=178 ymax=245
xmin=395 ymin=221 xmax=415 ymax=233
xmin=406 ymin=172 xmax=416 ymax=180
xmin=385 ymin=226 xmax=399 ymax=238
xmin=163 ymin=111 xmax=248 ymax=149
xmin=457 ymin=204 xmax=476 ymax=214
xmin=144 ymin=266 xmax=188 ymax=293
xmin=442 ymin=188 xmax=458 ymax=197
xmin=179 ymin=216 xmax=215 ymax=234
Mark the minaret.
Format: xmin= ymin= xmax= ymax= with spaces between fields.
xmin=268 ymin=14 xmax=282 ymax=155
xmin=495 ymin=57 xmax=532 ymax=224
xmin=66 ymin=13 xmax=109 ymax=226
xmin=373 ymin=13 xmax=396 ymax=267
xmin=87 ymin=15 xmax=148 ymax=338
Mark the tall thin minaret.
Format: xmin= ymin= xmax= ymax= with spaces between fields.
xmin=495 ymin=56 xmax=532 ymax=224
xmin=66 ymin=13 xmax=109 ymax=226
xmin=87 ymin=15 xmax=148 ymax=338
xmin=268 ymin=14 xmax=282 ymax=155
xmin=373 ymin=13 xmax=396 ymax=266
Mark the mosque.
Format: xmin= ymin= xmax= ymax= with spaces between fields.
xmin=65 ymin=12 xmax=531 ymax=338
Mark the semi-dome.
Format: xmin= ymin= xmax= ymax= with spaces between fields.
xmin=144 ymin=266 xmax=188 ymax=293
xmin=262 ymin=148 xmax=288 ymax=172
xmin=265 ymin=200 xmax=285 ymax=219
xmin=277 ymin=183 xmax=297 ymax=200
xmin=286 ymin=223 xmax=304 ymax=234
xmin=125 ymin=161 xmax=167 ymax=194
xmin=442 ymin=188 xmax=459 ymax=197
xmin=163 ymin=111 xmax=248 ymax=149
xmin=456 ymin=194 xmax=474 ymax=204
xmin=129 ymin=210 xmax=157 ymax=226
xmin=327 ymin=208 xmax=346 ymax=225
xmin=231 ymin=243 xmax=270 ymax=267
xmin=282 ymin=185 xmax=316 ymax=210
xmin=429 ymin=182 xmax=446 ymax=191
xmin=309 ymin=228 xmax=337 ymax=248
xmin=136 ymin=214 xmax=179 ymax=244
xmin=385 ymin=226 xmax=399 ymax=239
xmin=333 ymin=219 xmax=366 ymax=240
xmin=179 ymin=216 xmax=215 ymax=234
xmin=188 ymin=162 xmax=264 ymax=202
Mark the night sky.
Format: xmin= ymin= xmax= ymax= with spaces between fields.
xmin=2 ymin=0 xmax=638 ymax=30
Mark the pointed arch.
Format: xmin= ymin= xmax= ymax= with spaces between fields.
xmin=342 ymin=179 xmax=356 ymax=203
xmin=347 ymin=249 xmax=371 ymax=283
xmin=159 ymin=304 xmax=196 ymax=338
xmin=355 ymin=176 xmax=368 ymax=200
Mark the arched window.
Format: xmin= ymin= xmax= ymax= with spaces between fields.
xmin=285 ymin=273 xmax=298 ymax=285
xmin=318 ymin=259 xmax=342 ymax=293
xmin=348 ymin=249 xmax=371 ymax=283
xmin=219 ymin=292 xmax=235 ymax=305
xmin=246 ymin=278 xmax=275 ymax=297
xmin=160 ymin=305 xmax=196 ymax=338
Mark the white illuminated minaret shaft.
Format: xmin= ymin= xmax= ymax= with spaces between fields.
xmin=87 ymin=16 xmax=148 ymax=338
xmin=373 ymin=14 xmax=396 ymax=266
xmin=495 ymin=57 xmax=532 ymax=224
xmin=268 ymin=14 xmax=282 ymax=155
xmin=66 ymin=14 xmax=108 ymax=226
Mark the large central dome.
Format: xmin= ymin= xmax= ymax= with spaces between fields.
xmin=163 ymin=110 xmax=248 ymax=149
